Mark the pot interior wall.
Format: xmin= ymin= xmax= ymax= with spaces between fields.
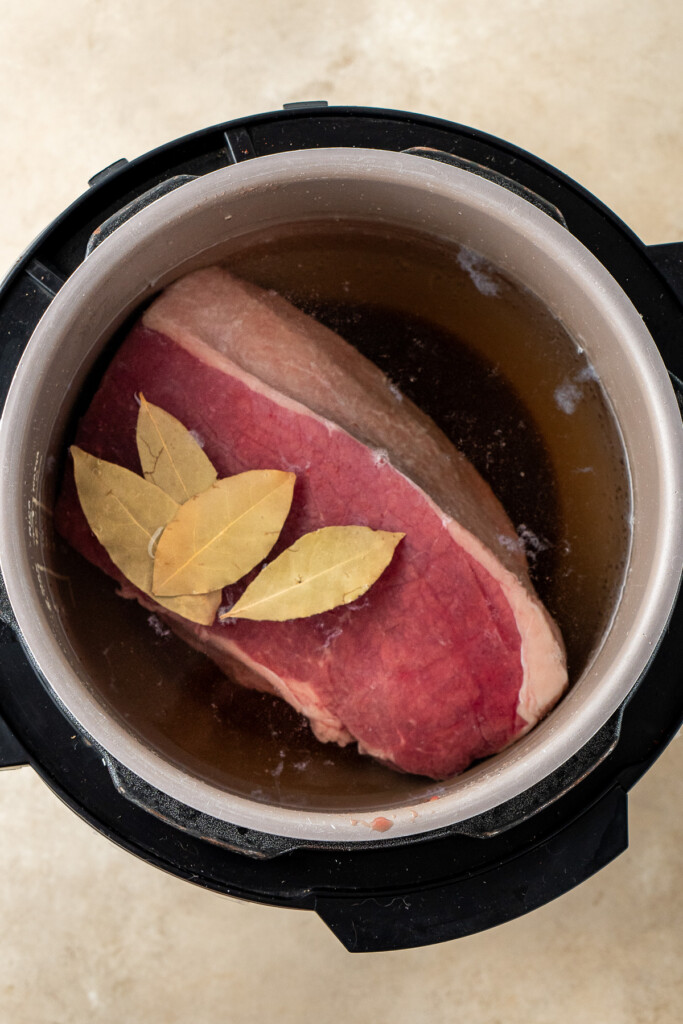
xmin=48 ymin=212 xmax=628 ymax=812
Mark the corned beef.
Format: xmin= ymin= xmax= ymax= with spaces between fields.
xmin=55 ymin=267 xmax=568 ymax=779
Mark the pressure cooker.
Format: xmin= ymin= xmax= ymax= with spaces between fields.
xmin=0 ymin=104 xmax=682 ymax=952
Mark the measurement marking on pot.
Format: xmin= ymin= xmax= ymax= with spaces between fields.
xmin=31 ymin=497 xmax=53 ymax=515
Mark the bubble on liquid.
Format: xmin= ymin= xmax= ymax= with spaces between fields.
xmin=147 ymin=614 xmax=171 ymax=638
xmin=554 ymin=380 xmax=582 ymax=414
xmin=517 ymin=524 xmax=551 ymax=564
xmin=498 ymin=533 xmax=523 ymax=554
xmin=457 ymin=247 xmax=500 ymax=297
xmin=576 ymin=363 xmax=599 ymax=383
xmin=555 ymin=363 xmax=599 ymax=414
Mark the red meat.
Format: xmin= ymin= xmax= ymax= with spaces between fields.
xmin=55 ymin=268 xmax=567 ymax=779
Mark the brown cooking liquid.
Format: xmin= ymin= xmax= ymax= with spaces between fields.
xmin=51 ymin=221 xmax=630 ymax=811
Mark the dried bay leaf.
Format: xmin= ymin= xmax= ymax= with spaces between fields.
xmin=136 ymin=394 xmax=217 ymax=503
xmin=156 ymin=589 xmax=222 ymax=625
xmin=152 ymin=470 xmax=296 ymax=596
xmin=71 ymin=447 xmax=220 ymax=626
xmin=224 ymin=525 xmax=404 ymax=622
xmin=72 ymin=446 xmax=177 ymax=592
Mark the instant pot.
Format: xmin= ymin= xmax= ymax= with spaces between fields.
xmin=0 ymin=104 xmax=682 ymax=953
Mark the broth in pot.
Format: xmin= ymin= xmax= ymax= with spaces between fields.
xmin=51 ymin=219 xmax=631 ymax=812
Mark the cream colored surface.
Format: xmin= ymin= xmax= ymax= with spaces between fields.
xmin=1 ymin=0 xmax=682 ymax=1020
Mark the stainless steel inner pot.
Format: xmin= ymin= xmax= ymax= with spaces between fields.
xmin=1 ymin=147 xmax=682 ymax=844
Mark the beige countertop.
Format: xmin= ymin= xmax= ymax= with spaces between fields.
xmin=1 ymin=1 xmax=682 ymax=1021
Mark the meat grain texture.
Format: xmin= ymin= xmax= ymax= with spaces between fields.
xmin=56 ymin=267 xmax=568 ymax=779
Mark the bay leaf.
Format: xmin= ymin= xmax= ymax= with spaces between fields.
xmin=156 ymin=589 xmax=222 ymax=626
xmin=72 ymin=446 xmax=220 ymax=626
xmin=72 ymin=445 xmax=178 ymax=592
xmin=223 ymin=525 xmax=405 ymax=622
xmin=136 ymin=393 xmax=217 ymax=503
xmin=152 ymin=470 xmax=296 ymax=596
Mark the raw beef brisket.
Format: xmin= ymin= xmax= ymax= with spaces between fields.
xmin=55 ymin=268 xmax=567 ymax=779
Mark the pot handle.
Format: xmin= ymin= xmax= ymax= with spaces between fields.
xmin=85 ymin=175 xmax=197 ymax=257
xmin=450 ymin=706 xmax=624 ymax=838
xmin=648 ymin=241 xmax=683 ymax=309
xmin=648 ymin=242 xmax=683 ymax=403
xmin=403 ymin=147 xmax=568 ymax=227
xmin=315 ymin=785 xmax=628 ymax=952
xmin=101 ymin=753 xmax=301 ymax=859
xmin=0 ymin=714 xmax=29 ymax=770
